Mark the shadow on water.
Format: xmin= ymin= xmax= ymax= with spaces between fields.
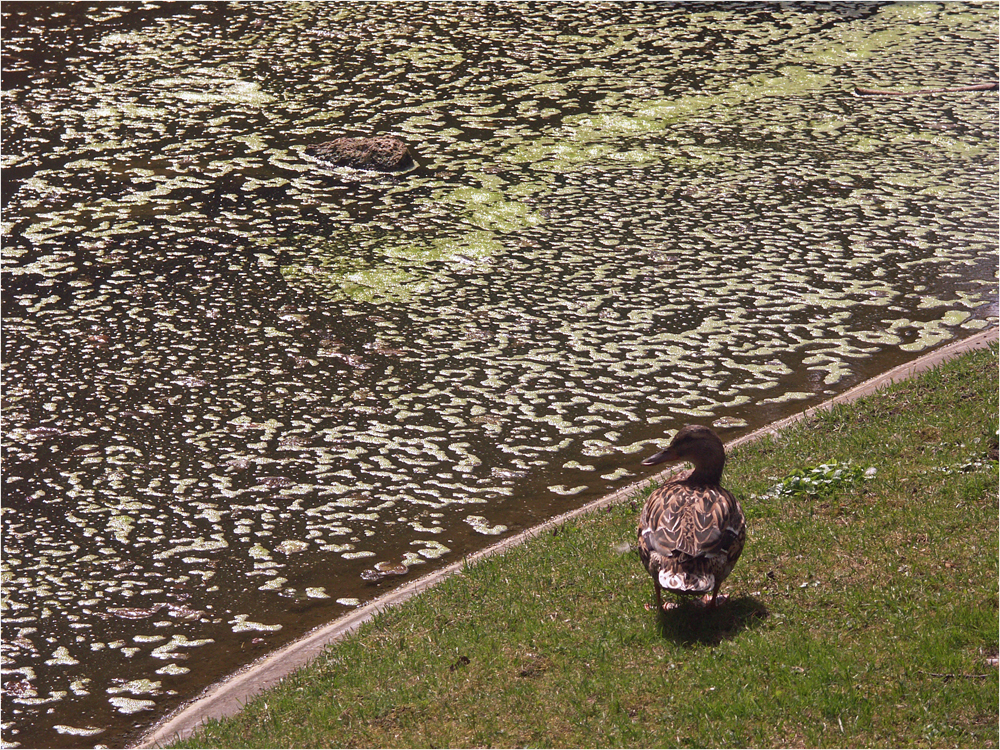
xmin=655 ymin=595 xmax=769 ymax=646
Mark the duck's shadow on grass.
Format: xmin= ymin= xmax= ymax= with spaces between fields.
xmin=655 ymin=595 xmax=769 ymax=646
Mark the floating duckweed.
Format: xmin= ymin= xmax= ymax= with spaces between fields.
xmin=106 ymin=679 xmax=160 ymax=696
xmin=108 ymin=697 xmax=155 ymax=715
xmin=257 ymin=577 xmax=287 ymax=591
xmin=341 ymin=550 xmax=376 ymax=560
xmin=153 ymin=537 xmax=228 ymax=559
xmin=600 ymin=468 xmax=633 ymax=481
xmin=106 ymin=515 xmax=135 ymax=542
xmin=10 ymin=690 xmax=67 ymax=707
xmin=248 ymin=544 xmax=272 ymax=560
xmin=149 ymin=636 xmax=215 ymax=660
xmin=712 ymin=417 xmax=749 ymax=429
xmin=54 ymin=725 xmax=104 ymax=736
xmin=45 ymin=647 xmax=79 ymax=666
xmin=69 ymin=680 xmax=91 ymax=696
xmin=547 ymin=485 xmax=590 ymax=496
xmin=275 ymin=540 xmax=309 ymax=555
xmin=413 ymin=540 xmax=451 ymax=560
xmin=760 ymin=391 xmax=813 ymax=405
xmin=464 ymin=515 xmax=509 ymax=536
xmin=154 ymin=664 xmax=190 ymax=676
xmin=230 ymin=615 xmax=282 ymax=633
xmin=962 ymin=318 xmax=990 ymax=331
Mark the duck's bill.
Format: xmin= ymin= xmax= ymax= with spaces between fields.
xmin=641 ymin=448 xmax=677 ymax=466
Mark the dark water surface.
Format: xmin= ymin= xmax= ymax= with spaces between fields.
xmin=2 ymin=2 xmax=997 ymax=747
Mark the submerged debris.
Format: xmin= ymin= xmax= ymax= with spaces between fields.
xmin=855 ymin=81 xmax=998 ymax=96
xmin=305 ymin=136 xmax=418 ymax=173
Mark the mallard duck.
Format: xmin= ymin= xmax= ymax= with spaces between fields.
xmin=638 ymin=425 xmax=745 ymax=610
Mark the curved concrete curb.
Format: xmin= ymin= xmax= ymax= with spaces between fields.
xmin=138 ymin=327 xmax=997 ymax=748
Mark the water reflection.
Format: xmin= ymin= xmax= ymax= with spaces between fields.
xmin=2 ymin=2 xmax=996 ymax=747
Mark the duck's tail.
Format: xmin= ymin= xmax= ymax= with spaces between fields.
xmin=659 ymin=568 xmax=715 ymax=595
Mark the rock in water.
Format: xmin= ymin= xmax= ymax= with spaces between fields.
xmin=305 ymin=136 xmax=416 ymax=173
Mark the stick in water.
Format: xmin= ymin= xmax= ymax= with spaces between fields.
xmin=855 ymin=81 xmax=999 ymax=96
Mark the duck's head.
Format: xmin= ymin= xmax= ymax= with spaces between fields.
xmin=641 ymin=424 xmax=726 ymax=482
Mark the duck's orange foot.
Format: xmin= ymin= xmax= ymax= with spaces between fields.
xmin=701 ymin=593 xmax=728 ymax=608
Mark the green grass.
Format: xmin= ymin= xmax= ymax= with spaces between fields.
xmin=174 ymin=344 xmax=998 ymax=748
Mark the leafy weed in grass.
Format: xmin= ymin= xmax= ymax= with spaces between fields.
xmin=765 ymin=461 xmax=877 ymax=500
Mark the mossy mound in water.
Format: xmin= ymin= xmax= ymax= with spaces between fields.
xmin=305 ymin=136 xmax=417 ymax=173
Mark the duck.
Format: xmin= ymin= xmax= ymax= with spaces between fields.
xmin=637 ymin=424 xmax=745 ymax=611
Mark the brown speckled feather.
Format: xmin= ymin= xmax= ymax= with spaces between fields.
xmin=638 ymin=473 xmax=745 ymax=597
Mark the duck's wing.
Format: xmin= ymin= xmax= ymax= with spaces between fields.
xmin=639 ymin=482 xmax=744 ymax=560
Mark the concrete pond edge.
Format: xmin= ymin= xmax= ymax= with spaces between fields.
xmin=139 ymin=326 xmax=998 ymax=748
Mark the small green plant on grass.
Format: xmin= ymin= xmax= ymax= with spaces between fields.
xmin=764 ymin=461 xmax=876 ymax=499
xmin=936 ymin=441 xmax=999 ymax=476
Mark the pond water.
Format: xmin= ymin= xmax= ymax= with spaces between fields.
xmin=2 ymin=2 xmax=997 ymax=747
